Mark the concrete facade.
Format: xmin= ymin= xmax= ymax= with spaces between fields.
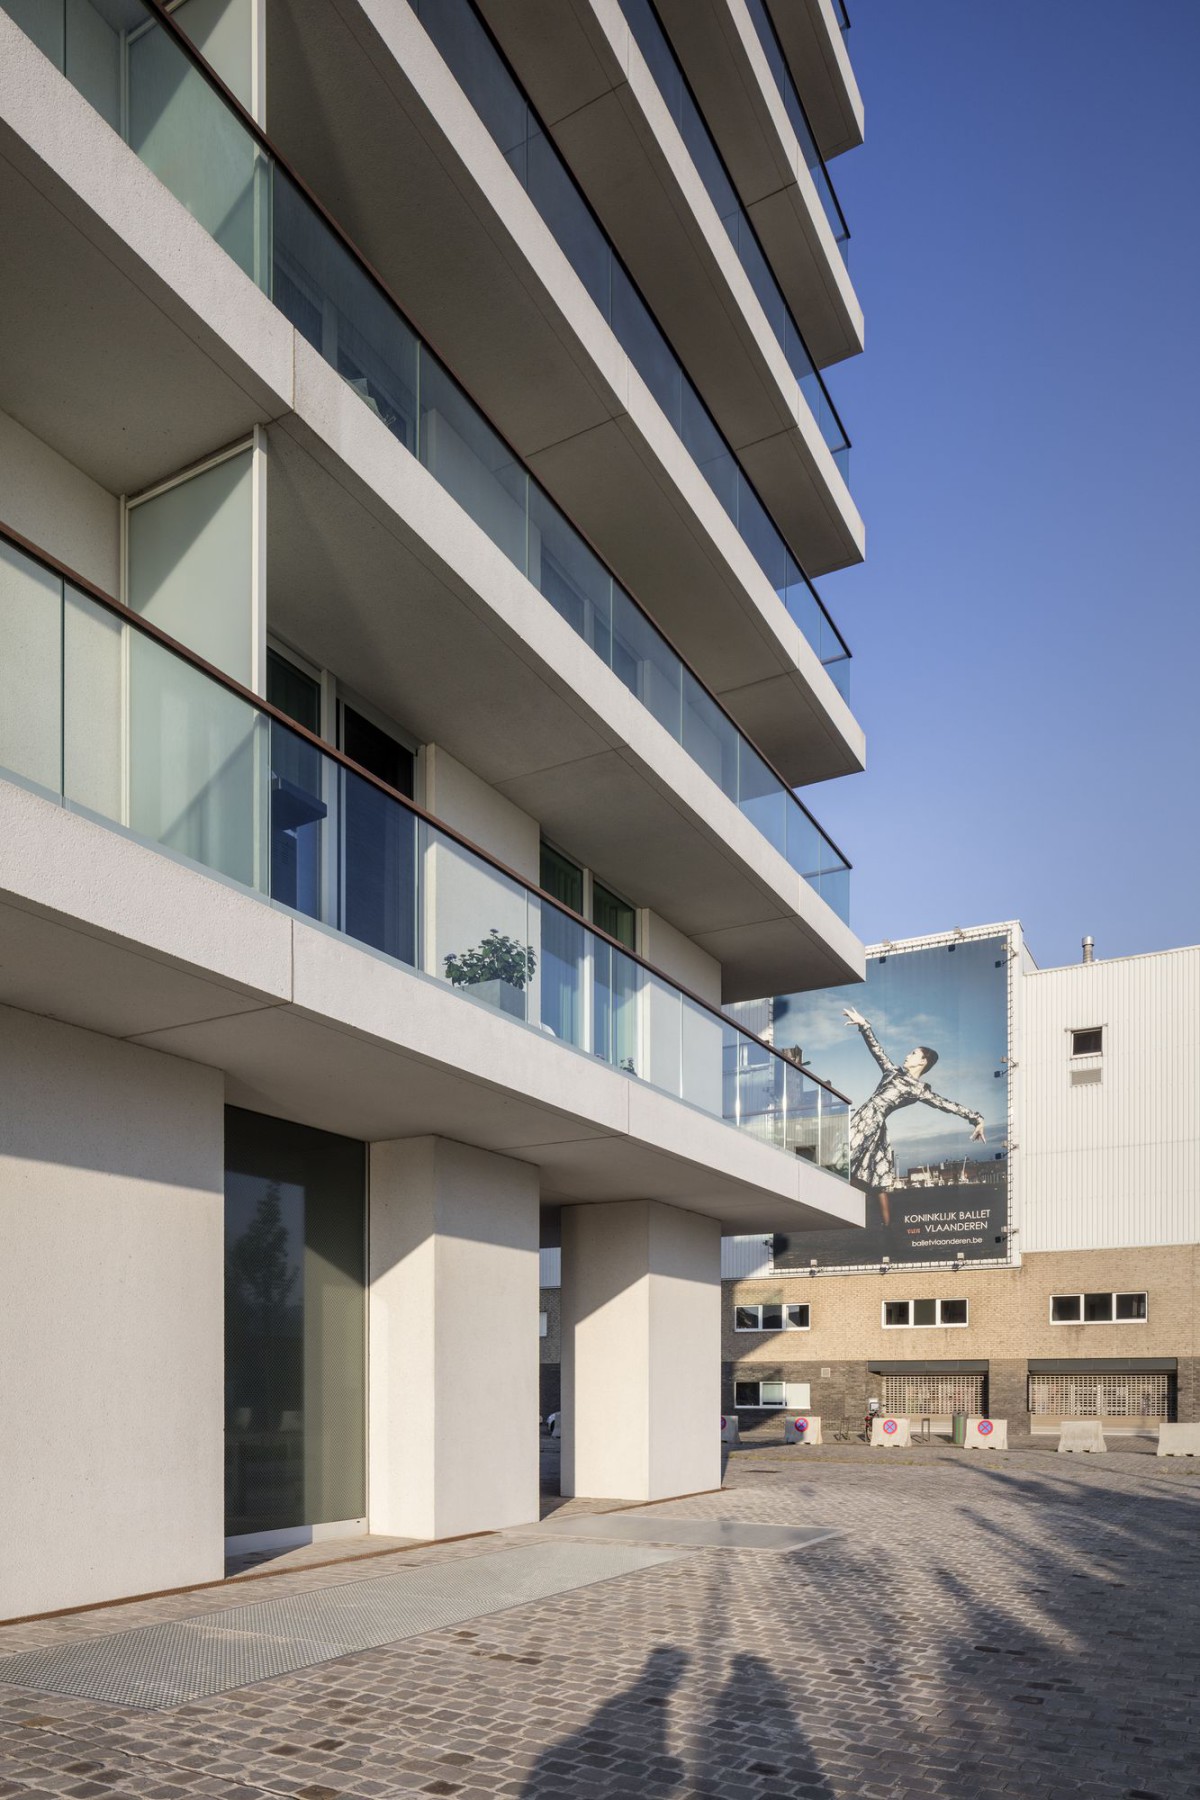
xmin=0 ymin=0 xmax=867 ymax=1615
xmin=0 ymin=1007 xmax=226 ymax=1619
xmin=561 ymin=1202 xmax=722 ymax=1501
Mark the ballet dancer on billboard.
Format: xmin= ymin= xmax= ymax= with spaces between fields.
xmin=843 ymin=1007 xmax=986 ymax=1226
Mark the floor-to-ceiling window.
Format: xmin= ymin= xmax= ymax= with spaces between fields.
xmin=224 ymin=1108 xmax=366 ymax=1538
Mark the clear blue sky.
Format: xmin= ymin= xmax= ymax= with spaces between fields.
xmin=806 ymin=1 xmax=1200 ymax=971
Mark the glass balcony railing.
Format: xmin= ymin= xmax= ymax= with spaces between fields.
xmin=0 ymin=528 xmax=852 ymax=1178
xmin=4 ymin=0 xmax=851 ymax=917
xmin=619 ymin=0 xmax=849 ymax=333
xmin=741 ymin=0 xmax=852 ymax=257
xmin=408 ymin=0 xmax=854 ymax=620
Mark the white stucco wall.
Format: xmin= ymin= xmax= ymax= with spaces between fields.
xmin=560 ymin=1199 xmax=721 ymax=1501
xmin=0 ymin=406 xmax=120 ymax=593
xmin=368 ymin=1136 xmax=541 ymax=1540
xmin=0 ymin=1005 xmax=225 ymax=1618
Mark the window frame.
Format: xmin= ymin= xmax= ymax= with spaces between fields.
xmin=1070 ymin=1026 xmax=1104 ymax=1057
xmin=733 ymin=1378 xmax=787 ymax=1410
xmin=733 ymin=1302 xmax=810 ymax=1332
xmin=881 ymin=1298 xmax=970 ymax=1330
xmin=1049 ymin=1291 xmax=1148 ymax=1326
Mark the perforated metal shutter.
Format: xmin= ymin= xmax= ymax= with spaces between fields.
xmin=881 ymin=1372 xmax=985 ymax=1415
xmin=1028 ymin=1372 xmax=1174 ymax=1419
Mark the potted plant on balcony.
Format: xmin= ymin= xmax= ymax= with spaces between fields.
xmin=444 ymin=929 xmax=537 ymax=1019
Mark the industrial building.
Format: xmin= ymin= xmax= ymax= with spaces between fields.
xmin=542 ymin=929 xmax=1200 ymax=1435
xmin=0 ymin=0 xmax=868 ymax=1618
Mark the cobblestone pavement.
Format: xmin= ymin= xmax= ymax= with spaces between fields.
xmin=2 ymin=1447 xmax=1197 ymax=1800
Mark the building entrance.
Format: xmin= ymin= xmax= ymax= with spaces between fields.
xmin=224 ymin=1108 xmax=367 ymax=1538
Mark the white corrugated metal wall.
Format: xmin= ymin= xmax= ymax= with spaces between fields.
xmin=1019 ymin=944 xmax=1200 ymax=1251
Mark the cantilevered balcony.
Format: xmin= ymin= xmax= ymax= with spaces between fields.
xmin=0 ymin=526 xmax=859 ymax=1230
xmin=767 ymin=0 xmax=863 ymax=162
xmin=0 ymin=0 xmax=862 ymax=936
xmin=409 ymin=0 xmax=862 ymax=575
xmin=653 ymin=0 xmax=862 ymax=367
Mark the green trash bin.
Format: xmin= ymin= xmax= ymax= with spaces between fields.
xmin=952 ymin=1411 xmax=967 ymax=1447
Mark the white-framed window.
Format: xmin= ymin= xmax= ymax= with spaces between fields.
xmin=1050 ymin=1291 xmax=1147 ymax=1325
xmin=733 ymin=1379 xmax=786 ymax=1409
xmin=1070 ymin=1026 xmax=1103 ymax=1056
xmin=538 ymin=1312 xmax=548 ymax=1338
xmin=734 ymin=1303 xmax=810 ymax=1332
xmin=882 ymin=1298 xmax=969 ymax=1329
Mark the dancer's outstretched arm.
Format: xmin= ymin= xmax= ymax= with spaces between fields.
xmin=844 ymin=1007 xmax=895 ymax=1074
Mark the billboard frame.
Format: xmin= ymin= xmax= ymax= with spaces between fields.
xmin=770 ymin=920 xmax=1022 ymax=1279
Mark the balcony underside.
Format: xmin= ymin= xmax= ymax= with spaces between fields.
xmin=471 ymin=0 xmax=863 ymax=514
xmin=767 ymin=0 xmax=863 ymax=162
xmin=0 ymin=784 xmax=866 ymax=1236
xmin=653 ymin=0 xmax=863 ymax=367
xmin=258 ymin=0 xmax=866 ymax=744
xmin=0 ymin=60 xmax=861 ymax=1000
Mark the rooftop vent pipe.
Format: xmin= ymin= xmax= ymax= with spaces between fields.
xmin=1082 ymin=935 xmax=1095 ymax=964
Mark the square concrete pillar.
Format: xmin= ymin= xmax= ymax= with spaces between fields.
xmin=560 ymin=1200 xmax=721 ymax=1502
xmin=368 ymin=1136 xmax=540 ymax=1540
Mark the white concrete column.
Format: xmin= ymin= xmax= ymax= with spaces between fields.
xmin=560 ymin=1201 xmax=721 ymax=1502
xmin=0 ymin=1006 xmax=225 ymax=1619
xmin=368 ymin=1136 xmax=540 ymax=1540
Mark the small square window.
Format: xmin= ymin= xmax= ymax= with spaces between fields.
xmin=1115 ymin=1292 xmax=1147 ymax=1321
xmin=785 ymin=1304 xmax=810 ymax=1330
xmin=912 ymin=1298 xmax=937 ymax=1327
xmin=760 ymin=1381 xmax=785 ymax=1407
xmin=735 ymin=1306 xmax=760 ymax=1332
xmin=940 ymin=1299 xmax=968 ymax=1325
xmin=734 ymin=1381 xmax=758 ymax=1408
xmin=761 ymin=1304 xmax=784 ymax=1332
xmin=1071 ymin=1027 xmax=1103 ymax=1056
xmin=884 ymin=1301 xmax=910 ymax=1328
xmin=1084 ymin=1291 xmax=1113 ymax=1322
xmin=1051 ymin=1294 xmax=1081 ymax=1322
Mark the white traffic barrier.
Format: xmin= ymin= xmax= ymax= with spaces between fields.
xmin=1157 ymin=1423 xmax=1200 ymax=1457
xmin=964 ymin=1416 xmax=1007 ymax=1450
xmin=720 ymin=1414 xmax=739 ymax=1445
xmin=785 ymin=1415 xmax=822 ymax=1445
xmin=871 ymin=1415 xmax=911 ymax=1447
xmin=1058 ymin=1419 xmax=1107 ymax=1453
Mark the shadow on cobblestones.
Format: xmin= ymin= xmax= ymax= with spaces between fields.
xmin=519 ymin=1645 xmax=688 ymax=1795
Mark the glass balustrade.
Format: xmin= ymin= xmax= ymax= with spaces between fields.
xmin=0 ymin=531 xmax=851 ymax=1177
xmin=742 ymin=0 xmax=851 ymax=259
xmin=618 ymin=0 xmax=849 ymax=387
xmin=5 ymin=0 xmax=852 ymax=913
xmin=408 ymin=0 xmax=854 ymax=632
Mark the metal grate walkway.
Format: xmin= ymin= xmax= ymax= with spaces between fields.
xmin=0 ymin=1541 xmax=687 ymax=1711
xmin=538 ymin=1516 xmax=841 ymax=1552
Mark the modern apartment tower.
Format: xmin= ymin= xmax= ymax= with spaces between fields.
xmin=0 ymin=0 xmax=867 ymax=1619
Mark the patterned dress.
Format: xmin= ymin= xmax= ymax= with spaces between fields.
xmin=849 ymin=1020 xmax=985 ymax=1190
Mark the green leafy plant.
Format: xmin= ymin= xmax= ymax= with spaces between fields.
xmin=444 ymin=928 xmax=537 ymax=991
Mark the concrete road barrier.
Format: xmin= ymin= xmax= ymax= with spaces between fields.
xmin=964 ymin=1416 xmax=1007 ymax=1449
xmin=785 ymin=1415 xmax=822 ymax=1445
xmin=720 ymin=1414 xmax=739 ymax=1445
xmin=1058 ymin=1419 xmax=1106 ymax=1452
xmin=871 ymin=1415 xmax=911 ymax=1447
xmin=1157 ymin=1423 xmax=1200 ymax=1457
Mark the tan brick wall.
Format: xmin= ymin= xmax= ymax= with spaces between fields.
xmin=723 ymin=1246 xmax=1198 ymax=1368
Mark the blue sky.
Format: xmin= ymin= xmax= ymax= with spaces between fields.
xmin=804 ymin=2 xmax=1200 ymax=972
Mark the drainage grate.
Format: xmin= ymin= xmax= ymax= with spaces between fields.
xmin=0 ymin=1541 xmax=686 ymax=1711
xmin=537 ymin=1515 xmax=841 ymax=1552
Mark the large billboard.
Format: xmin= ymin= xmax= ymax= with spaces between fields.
xmin=773 ymin=927 xmax=1013 ymax=1271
